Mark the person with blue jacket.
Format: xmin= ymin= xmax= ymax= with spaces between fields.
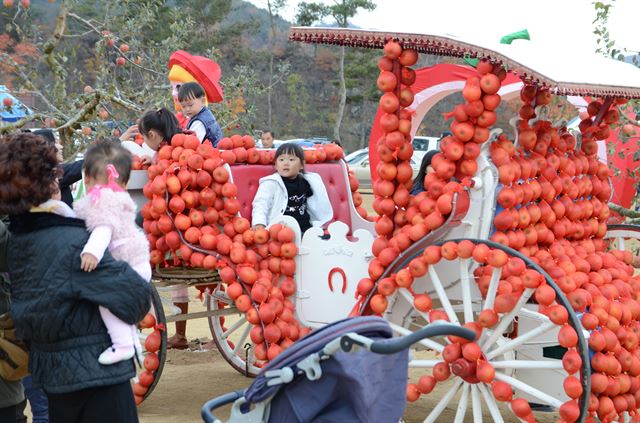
xmin=0 ymin=132 xmax=150 ymax=423
xmin=178 ymin=82 xmax=223 ymax=146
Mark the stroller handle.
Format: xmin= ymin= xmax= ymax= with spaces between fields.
xmin=201 ymin=390 xmax=245 ymax=423
xmin=369 ymin=323 xmax=476 ymax=354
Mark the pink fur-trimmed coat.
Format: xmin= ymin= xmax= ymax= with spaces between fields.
xmin=74 ymin=188 xmax=150 ymax=267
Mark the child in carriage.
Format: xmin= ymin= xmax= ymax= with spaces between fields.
xmin=177 ymin=82 xmax=223 ymax=147
xmin=252 ymin=142 xmax=333 ymax=234
xmin=73 ymin=139 xmax=151 ymax=365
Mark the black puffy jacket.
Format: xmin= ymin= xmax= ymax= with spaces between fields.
xmin=8 ymin=212 xmax=151 ymax=394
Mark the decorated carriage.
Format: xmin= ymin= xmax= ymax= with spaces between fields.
xmin=133 ymin=26 xmax=640 ymax=423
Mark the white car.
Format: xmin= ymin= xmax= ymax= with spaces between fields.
xmin=346 ymin=148 xmax=428 ymax=189
xmin=412 ymin=135 xmax=441 ymax=151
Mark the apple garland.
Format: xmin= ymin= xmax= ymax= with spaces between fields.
xmin=132 ymin=313 xmax=164 ymax=404
xmin=358 ymin=40 xmax=640 ymax=423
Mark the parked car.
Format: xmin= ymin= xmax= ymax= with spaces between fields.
xmin=274 ymin=137 xmax=332 ymax=148
xmin=412 ymin=135 xmax=441 ymax=151
xmin=346 ymin=148 xmax=427 ymax=189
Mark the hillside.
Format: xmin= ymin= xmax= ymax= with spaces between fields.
xmin=0 ymin=0 xmax=570 ymax=154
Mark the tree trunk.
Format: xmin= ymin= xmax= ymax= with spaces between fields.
xmin=266 ymin=0 xmax=277 ymax=129
xmin=268 ymin=53 xmax=274 ymax=129
xmin=333 ymin=45 xmax=346 ymax=141
xmin=360 ymin=95 xmax=367 ymax=149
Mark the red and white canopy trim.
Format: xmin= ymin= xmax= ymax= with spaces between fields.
xmin=289 ymin=27 xmax=640 ymax=99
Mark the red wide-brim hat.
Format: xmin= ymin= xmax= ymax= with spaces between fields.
xmin=169 ymin=50 xmax=224 ymax=103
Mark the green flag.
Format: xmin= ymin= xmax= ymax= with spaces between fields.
xmin=464 ymin=29 xmax=530 ymax=68
xmin=500 ymin=29 xmax=530 ymax=45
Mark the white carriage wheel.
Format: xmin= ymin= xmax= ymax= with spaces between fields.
xmin=368 ymin=238 xmax=590 ymax=423
xmin=605 ymin=224 xmax=640 ymax=259
xmin=207 ymin=285 xmax=261 ymax=377
xmin=137 ymin=283 xmax=168 ymax=402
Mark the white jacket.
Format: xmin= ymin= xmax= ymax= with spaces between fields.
xmin=251 ymin=172 xmax=333 ymax=229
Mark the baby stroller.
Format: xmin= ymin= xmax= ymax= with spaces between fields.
xmin=201 ymin=316 xmax=475 ymax=423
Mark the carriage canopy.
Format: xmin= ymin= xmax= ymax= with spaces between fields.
xmin=289 ymin=27 xmax=640 ymax=99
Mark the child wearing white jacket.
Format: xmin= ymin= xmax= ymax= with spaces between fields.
xmin=74 ymin=139 xmax=150 ymax=365
xmin=252 ymin=143 xmax=333 ymax=233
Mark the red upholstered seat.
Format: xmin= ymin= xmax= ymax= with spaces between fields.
xmin=229 ymin=161 xmax=352 ymax=230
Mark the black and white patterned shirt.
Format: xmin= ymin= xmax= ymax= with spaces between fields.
xmin=281 ymin=174 xmax=313 ymax=233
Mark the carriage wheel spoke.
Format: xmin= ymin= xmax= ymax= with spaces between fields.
xmin=453 ymin=383 xmax=470 ymax=423
xmin=233 ymin=324 xmax=251 ymax=355
xmin=490 ymin=360 xmax=564 ymax=370
xmin=222 ymin=316 xmax=247 ymax=339
xmin=518 ymin=307 xmax=549 ymax=321
xmin=399 ymin=288 xmax=431 ymax=323
xmin=389 ymin=322 xmax=446 ymax=353
xmin=477 ymin=383 xmax=504 ymax=423
xmin=428 ymin=266 xmax=460 ymax=324
xmin=460 ymin=258 xmax=474 ymax=324
xmin=483 ymin=266 xmax=502 ymax=311
xmin=210 ymin=290 xmax=233 ymax=306
xmin=247 ymin=342 xmax=256 ymax=365
xmin=618 ymin=236 xmax=625 ymax=250
xmin=493 ymin=372 xmax=563 ymax=408
xmin=423 ymin=379 xmax=463 ymax=423
xmin=471 ymin=385 xmax=483 ymax=423
xmin=486 ymin=320 xmax=556 ymax=359
xmin=482 ymin=288 xmax=534 ymax=350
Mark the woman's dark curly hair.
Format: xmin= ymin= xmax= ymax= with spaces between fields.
xmin=0 ymin=133 xmax=60 ymax=214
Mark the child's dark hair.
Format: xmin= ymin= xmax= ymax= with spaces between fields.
xmin=0 ymin=133 xmax=60 ymax=214
xmin=178 ymin=82 xmax=206 ymax=102
xmin=139 ymin=108 xmax=181 ymax=143
xmin=275 ymin=143 xmax=305 ymax=170
xmin=83 ymin=138 xmax=133 ymax=185
xmin=411 ymin=150 xmax=438 ymax=193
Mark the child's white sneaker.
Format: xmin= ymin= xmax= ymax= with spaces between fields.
xmin=98 ymin=346 xmax=135 ymax=365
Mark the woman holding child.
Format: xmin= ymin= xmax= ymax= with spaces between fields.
xmin=0 ymin=133 xmax=150 ymax=423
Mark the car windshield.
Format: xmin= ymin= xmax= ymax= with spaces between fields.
xmin=347 ymin=151 xmax=368 ymax=164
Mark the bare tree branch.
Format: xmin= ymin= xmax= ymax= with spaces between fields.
xmin=609 ymin=202 xmax=640 ymax=219
xmin=616 ymin=105 xmax=639 ymax=125
xmin=108 ymin=93 xmax=144 ymax=112
xmin=55 ymin=94 xmax=101 ymax=131
xmin=43 ymin=0 xmax=70 ymax=101
xmin=15 ymin=89 xmax=69 ymax=120
xmin=68 ymin=12 xmax=164 ymax=75
xmin=62 ymin=29 xmax=95 ymax=38
xmin=0 ymin=113 xmax=48 ymax=135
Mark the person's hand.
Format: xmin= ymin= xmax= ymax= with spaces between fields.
xmin=140 ymin=155 xmax=153 ymax=166
xmin=81 ymin=253 xmax=98 ymax=272
xmin=119 ymin=124 xmax=139 ymax=141
xmin=253 ymin=224 xmax=265 ymax=231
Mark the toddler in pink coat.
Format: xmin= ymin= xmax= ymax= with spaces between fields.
xmin=74 ymin=139 xmax=151 ymax=365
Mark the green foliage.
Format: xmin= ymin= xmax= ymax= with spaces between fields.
xmin=295 ymin=0 xmax=376 ymax=142
xmin=296 ymin=0 xmax=374 ymax=27
xmin=0 ymin=0 xmax=259 ymax=157
xmin=0 ymin=0 xmax=384 ymax=154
